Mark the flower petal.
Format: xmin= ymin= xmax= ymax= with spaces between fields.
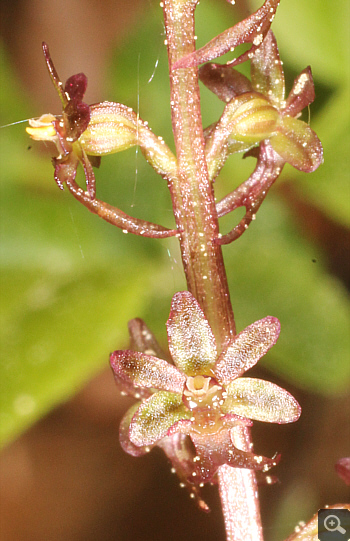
xmin=119 ymin=403 xmax=149 ymax=457
xmin=189 ymin=427 xmax=280 ymax=483
xmin=173 ymin=0 xmax=280 ymax=69
xmin=129 ymin=391 xmax=191 ymax=447
xmin=223 ymin=377 xmax=301 ymax=423
xmin=42 ymin=42 xmax=67 ymax=106
xmin=251 ymin=31 xmax=285 ymax=109
xmin=270 ymin=116 xmax=323 ymax=172
xmin=167 ymin=292 xmax=217 ymax=376
xmin=282 ymin=67 xmax=315 ymax=118
xmin=199 ymin=63 xmax=253 ymax=103
xmin=64 ymin=73 xmax=88 ymax=103
xmin=215 ymin=317 xmax=280 ymax=385
xmin=64 ymin=99 xmax=91 ymax=142
xmin=110 ymin=350 xmax=185 ymax=393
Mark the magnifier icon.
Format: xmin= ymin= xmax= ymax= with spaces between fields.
xmin=324 ymin=514 xmax=346 ymax=534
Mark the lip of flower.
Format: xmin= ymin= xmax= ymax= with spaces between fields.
xmin=110 ymin=291 xmax=301 ymax=481
xmin=26 ymin=114 xmax=58 ymax=142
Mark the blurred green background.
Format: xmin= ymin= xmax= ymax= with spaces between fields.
xmin=0 ymin=1 xmax=349 ymax=540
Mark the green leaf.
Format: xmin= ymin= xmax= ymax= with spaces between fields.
xmin=0 ymin=260 xmax=149 ymax=445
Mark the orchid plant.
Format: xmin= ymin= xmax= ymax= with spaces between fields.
xmin=111 ymin=291 xmax=300 ymax=512
xmin=26 ymin=0 xmax=349 ymax=539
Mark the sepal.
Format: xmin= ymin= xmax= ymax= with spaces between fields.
xmin=167 ymin=291 xmax=217 ymax=376
xmin=110 ymin=350 xmax=186 ymax=394
xmin=223 ymin=378 xmax=301 ymax=423
xmin=215 ymin=317 xmax=280 ymax=385
xmin=199 ymin=63 xmax=253 ymax=103
xmin=173 ymin=0 xmax=280 ymax=69
xmin=129 ymin=391 xmax=192 ymax=447
xmin=282 ymin=67 xmax=315 ymax=118
xmin=128 ymin=318 xmax=169 ymax=360
xmin=251 ymin=30 xmax=285 ymax=109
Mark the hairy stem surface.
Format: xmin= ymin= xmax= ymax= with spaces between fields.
xmin=163 ymin=0 xmax=235 ymax=347
xmin=163 ymin=1 xmax=263 ymax=539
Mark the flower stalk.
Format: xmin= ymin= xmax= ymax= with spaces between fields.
xmin=162 ymin=0 xmax=260 ymax=537
xmin=26 ymin=1 xmax=323 ymax=539
xmin=162 ymin=0 xmax=236 ymax=346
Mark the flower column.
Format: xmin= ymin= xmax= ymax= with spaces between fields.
xmin=162 ymin=1 xmax=263 ymax=539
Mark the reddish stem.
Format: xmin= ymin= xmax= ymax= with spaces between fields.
xmin=162 ymin=1 xmax=263 ymax=539
xmin=163 ymin=0 xmax=235 ymax=347
xmin=218 ymin=427 xmax=263 ymax=541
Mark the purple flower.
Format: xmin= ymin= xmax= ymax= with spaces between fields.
xmin=110 ymin=291 xmax=300 ymax=508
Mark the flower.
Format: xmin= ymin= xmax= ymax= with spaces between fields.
xmin=201 ymin=31 xmax=323 ymax=179
xmin=110 ymin=291 xmax=301 ymax=508
xmin=199 ymin=31 xmax=323 ymax=244
xmin=26 ymin=43 xmax=141 ymax=200
xmin=26 ymin=43 xmax=178 ymax=239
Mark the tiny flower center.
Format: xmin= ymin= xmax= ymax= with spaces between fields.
xmin=186 ymin=375 xmax=210 ymax=396
xmin=183 ymin=376 xmax=223 ymax=410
